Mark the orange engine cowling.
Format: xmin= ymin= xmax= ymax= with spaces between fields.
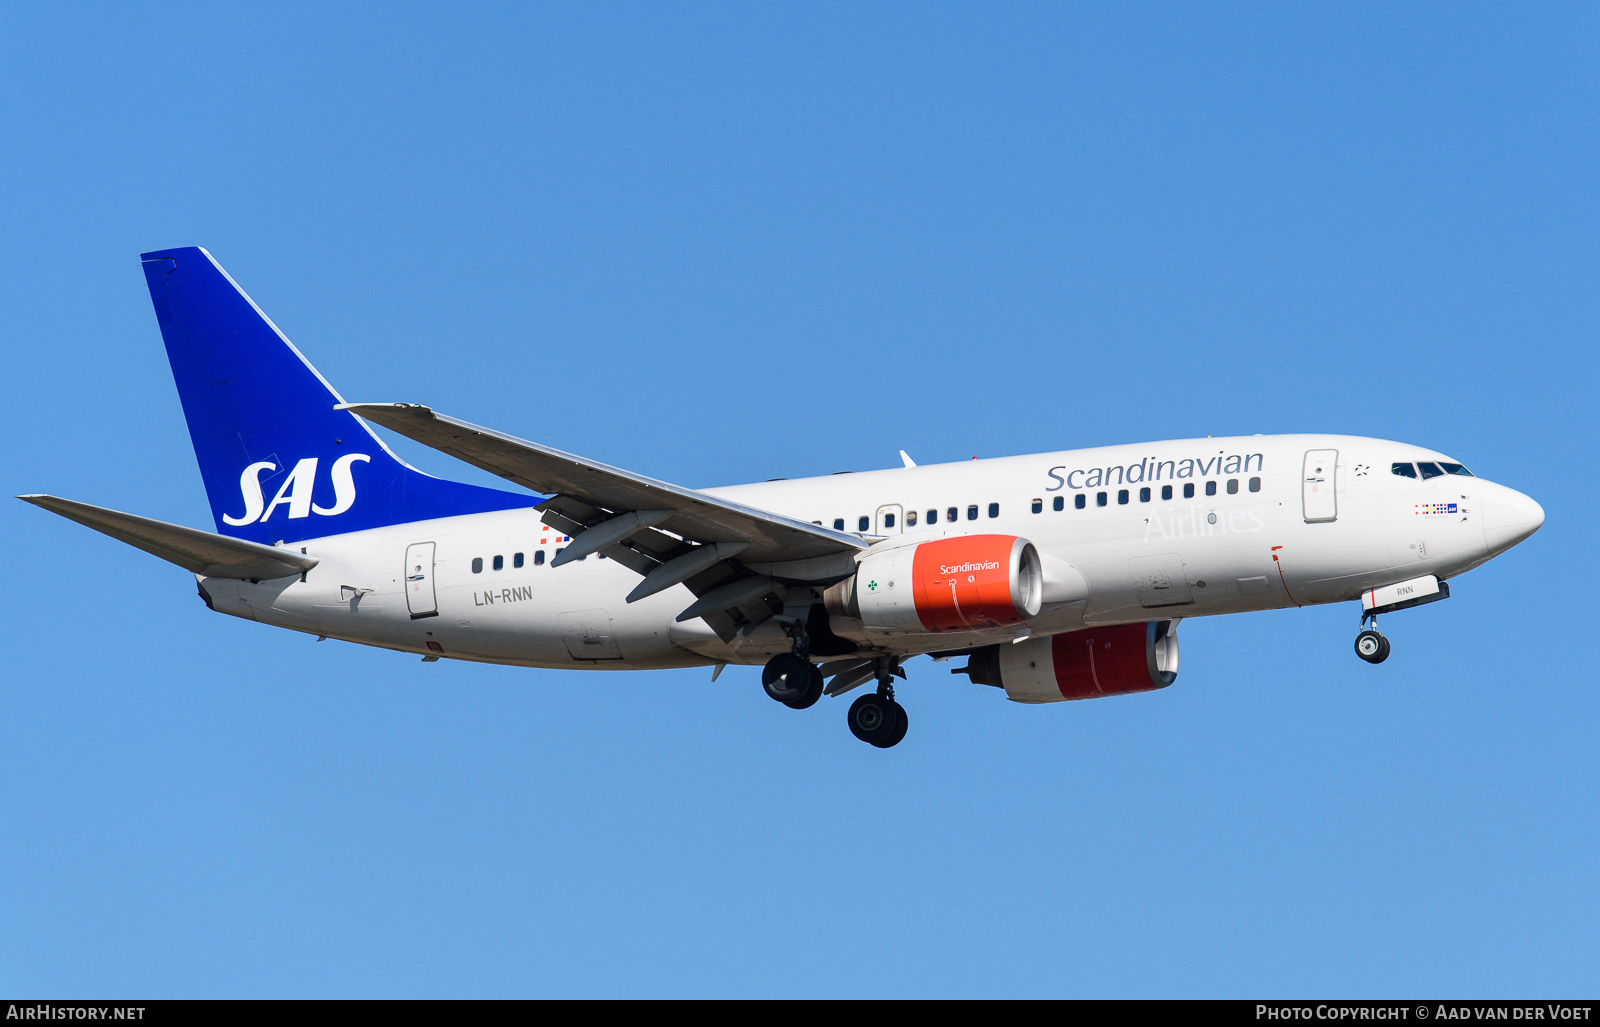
xmin=825 ymin=535 xmax=1043 ymax=634
xmin=958 ymin=621 xmax=1179 ymax=703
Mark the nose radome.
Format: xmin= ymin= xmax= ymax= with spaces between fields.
xmin=1524 ymin=495 xmax=1546 ymax=532
xmin=1483 ymin=487 xmax=1544 ymax=554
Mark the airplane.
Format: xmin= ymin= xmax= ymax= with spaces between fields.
xmin=21 ymin=247 xmax=1546 ymax=748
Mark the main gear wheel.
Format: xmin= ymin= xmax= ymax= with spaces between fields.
xmin=847 ymin=692 xmax=908 ymax=747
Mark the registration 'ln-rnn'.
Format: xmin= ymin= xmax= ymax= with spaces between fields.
xmin=22 ymin=248 xmax=1545 ymax=748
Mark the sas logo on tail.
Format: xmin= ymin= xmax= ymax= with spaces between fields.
xmin=224 ymin=454 xmax=371 ymax=526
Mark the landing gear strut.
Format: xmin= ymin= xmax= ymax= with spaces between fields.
xmin=1355 ymin=612 xmax=1391 ymax=664
xmin=761 ymin=617 xmax=823 ymax=709
xmin=847 ymin=658 xmax=908 ymax=748
xmin=760 ymin=614 xmax=911 ymax=746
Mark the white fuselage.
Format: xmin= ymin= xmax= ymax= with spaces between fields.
xmin=201 ymin=434 xmax=1542 ymax=670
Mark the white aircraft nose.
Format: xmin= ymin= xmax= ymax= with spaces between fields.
xmin=1483 ymin=487 xmax=1545 ymax=555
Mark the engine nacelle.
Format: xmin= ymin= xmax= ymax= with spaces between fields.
xmin=961 ymin=621 xmax=1178 ymax=703
xmin=825 ymin=535 xmax=1043 ymax=635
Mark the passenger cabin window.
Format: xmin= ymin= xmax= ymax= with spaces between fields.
xmin=946 ymin=507 xmax=957 ymax=522
xmin=927 ymin=509 xmax=938 ymax=525
xmin=1161 ymin=485 xmax=1172 ymax=500
xmin=471 ymin=557 xmax=483 ymax=574
xmin=906 ymin=510 xmax=918 ymax=526
xmin=1117 ymin=489 xmax=1129 ymax=505
xmin=858 ymin=516 xmax=870 ymax=532
xmin=883 ymin=513 xmax=895 ymax=528
xmin=1075 ymin=494 xmax=1086 ymax=509
xmin=1053 ymin=496 xmax=1065 ymax=512
xmin=1205 ymin=480 xmax=1217 ymax=496
xmin=1417 ymin=462 xmax=1444 ymax=480
xmin=1391 ymin=462 xmax=1417 ymax=478
xmin=493 ymin=555 xmax=504 ymax=571
xmin=513 ymin=553 xmax=524 ymax=568
xmin=1096 ymin=492 xmax=1107 ymax=507
xmin=1249 ymin=477 xmax=1261 ymax=492
xmin=834 ymin=518 xmax=845 ymax=531
xmin=1031 ymin=499 xmax=1042 ymax=514
xmin=967 ymin=505 xmax=978 ymax=521
xmin=1183 ymin=483 xmax=1195 ymax=498
xmin=1227 ymin=479 xmax=1239 ymax=494
xmin=1440 ymin=462 xmax=1474 ymax=477
xmin=1139 ymin=487 xmax=1151 ymax=502
xmin=988 ymin=503 xmax=999 ymax=518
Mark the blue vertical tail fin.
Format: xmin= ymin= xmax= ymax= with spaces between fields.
xmin=140 ymin=246 xmax=532 ymax=545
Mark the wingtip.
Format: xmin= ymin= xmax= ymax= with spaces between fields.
xmin=335 ymin=402 xmax=433 ymax=415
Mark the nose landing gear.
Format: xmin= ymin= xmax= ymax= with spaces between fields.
xmin=1354 ymin=612 xmax=1391 ymax=664
xmin=1354 ymin=630 xmax=1390 ymax=663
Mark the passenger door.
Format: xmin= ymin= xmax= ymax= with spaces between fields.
xmin=404 ymin=542 xmax=438 ymax=619
xmin=1302 ymin=450 xmax=1338 ymax=523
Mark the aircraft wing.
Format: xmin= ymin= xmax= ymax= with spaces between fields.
xmin=19 ymin=495 xmax=319 ymax=581
xmin=339 ymin=403 xmax=866 ymax=639
xmin=340 ymin=403 xmax=862 ymax=563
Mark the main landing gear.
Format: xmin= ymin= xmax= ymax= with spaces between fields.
xmin=761 ymin=615 xmax=824 ymax=709
xmin=1354 ymin=611 xmax=1391 ymax=664
xmin=760 ymin=640 xmax=909 ymax=747
xmin=847 ymin=689 xmax=908 ymax=748
xmin=762 ymin=651 xmax=823 ymax=709
xmin=847 ymin=658 xmax=908 ymax=748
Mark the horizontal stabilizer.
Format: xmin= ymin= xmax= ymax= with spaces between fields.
xmin=18 ymin=495 xmax=319 ymax=580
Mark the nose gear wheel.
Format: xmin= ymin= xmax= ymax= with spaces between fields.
xmin=1354 ymin=629 xmax=1390 ymax=664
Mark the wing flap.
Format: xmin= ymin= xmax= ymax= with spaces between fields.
xmin=19 ymin=495 xmax=319 ymax=580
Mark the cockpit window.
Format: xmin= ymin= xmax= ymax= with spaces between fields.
xmin=1391 ymin=462 xmax=1417 ymax=478
xmin=1417 ymin=462 xmax=1444 ymax=480
xmin=1440 ymin=462 xmax=1473 ymax=477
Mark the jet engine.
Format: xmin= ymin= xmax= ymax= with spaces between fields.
xmin=957 ymin=621 xmax=1179 ymax=703
xmin=824 ymin=534 xmax=1043 ymax=634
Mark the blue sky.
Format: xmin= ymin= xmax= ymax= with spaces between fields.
xmin=1 ymin=2 xmax=1595 ymax=997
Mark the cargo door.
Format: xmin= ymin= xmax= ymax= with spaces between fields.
xmin=1129 ymin=553 xmax=1193 ymax=608
xmin=1302 ymin=449 xmax=1339 ymax=523
xmin=559 ymin=609 xmax=623 ymax=660
xmin=404 ymin=542 xmax=437 ymax=619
